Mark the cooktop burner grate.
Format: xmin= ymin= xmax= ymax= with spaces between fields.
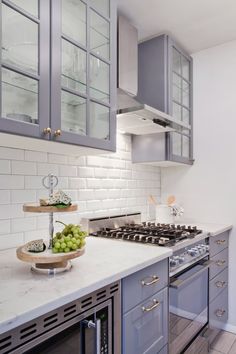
xmin=90 ymin=222 xmax=202 ymax=247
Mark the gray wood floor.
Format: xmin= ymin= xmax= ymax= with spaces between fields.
xmin=210 ymin=331 xmax=236 ymax=354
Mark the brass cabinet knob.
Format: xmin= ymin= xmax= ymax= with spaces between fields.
xmin=54 ymin=129 xmax=61 ymax=137
xmin=43 ymin=127 xmax=51 ymax=135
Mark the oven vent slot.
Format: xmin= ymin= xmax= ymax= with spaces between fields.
xmin=96 ymin=290 xmax=107 ymax=301
xmin=110 ymin=283 xmax=119 ymax=294
xmin=43 ymin=313 xmax=58 ymax=328
xmin=81 ymin=296 xmax=93 ymax=309
xmin=0 ymin=335 xmax=12 ymax=351
xmin=20 ymin=323 xmax=37 ymax=339
xmin=64 ymin=304 xmax=77 ymax=318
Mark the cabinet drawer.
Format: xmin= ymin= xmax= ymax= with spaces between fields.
xmin=210 ymin=268 xmax=228 ymax=302
xmin=210 ymin=232 xmax=228 ymax=257
xmin=122 ymin=259 xmax=168 ymax=313
xmin=122 ymin=287 xmax=168 ymax=354
xmin=209 ymin=288 xmax=228 ymax=329
xmin=210 ymin=248 xmax=228 ymax=280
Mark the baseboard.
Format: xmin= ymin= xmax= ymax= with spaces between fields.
xmin=218 ymin=322 xmax=236 ymax=334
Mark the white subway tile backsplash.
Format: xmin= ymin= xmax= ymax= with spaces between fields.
xmin=0 ymin=133 xmax=161 ymax=250
xmin=11 ymin=190 xmax=36 ymax=204
xmin=0 ymin=233 xmax=24 ymax=250
xmin=59 ymin=165 xmax=77 ymax=177
xmin=25 ymin=151 xmax=47 ymax=162
xmin=0 ymin=160 xmax=11 ymax=174
xmin=0 ymin=175 xmax=24 ymax=189
xmin=0 ymin=191 xmax=11 ymax=204
xmin=11 ymin=217 xmax=37 ymax=233
xmin=37 ymin=163 xmax=59 ymax=176
xmin=0 ymin=220 xmax=11 ymax=234
xmin=12 ymin=161 xmax=37 ymax=175
xmin=0 ymin=147 xmax=24 ymax=160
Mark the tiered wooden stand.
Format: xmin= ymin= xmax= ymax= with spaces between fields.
xmin=16 ymin=174 xmax=84 ymax=275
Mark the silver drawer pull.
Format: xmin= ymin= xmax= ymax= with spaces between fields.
xmin=141 ymin=275 xmax=159 ymax=286
xmin=215 ymin=281 xmax=226 ymax=288
xmin=215 ymin=308 xmax=226 ymax=318
xmin=215 ymin=239 xmax=226 ymax=245
xmin=216 ymin=260 xmax=226 ymax=266
xmin=142 ymin=299 xmax=160 ymax=313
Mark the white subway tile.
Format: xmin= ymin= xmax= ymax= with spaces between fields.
xmin=69 ymin=178 xmax=86 ymax=189
xmin=87 ymin=179 xmax=102 ymax=189
xmin=87 ymin=200 xmax=102 ymax=211
xmin=37 ymin=163 xmax=59 ymax=176
xmin=24 ymin=230 xmax=48 ymax=243
xmin=0 ymin=233 xmax=24 ymax=250
xmin=0 ymin=175 xmax=24 ymax=189
xmin=25 ymin=176 xmax=44 ymax=189
xmin=0 ymin=220 xmax=11 ymax=234
xmin=0 ymin=191 xmax=10 ymax=204
xmin=11 ymin=190 xmax=36 ymax=204
xmin=108 ymin=169 xmax=121 ymax=179
xmin=11 ymin=217 xmax=37 ymax=233
xmin=68 ymin=156 xmax=86 ymax=166
xmin=94 ymin=189 xmax=108 ymax=200
xmin=0 ymin=147 xmax=24 ymax=160
xmin=12 ymin=161 xmax=37 ymax=175
xmin=59 ymin=165 xmax=77 ymax=177
xmin=94 ymin=168 xmax=108 ymax=178
xmin=0 ymin=204 xmax=24 ymax=219
xmin=121 ymin=170 xmax=132 ymax=179
xmin=78 ymin=189 xmax=95 ymax=200
xmin=107 ymin=189 xmax=121 ymax=199
xmin=0 ymin=160 xmax=11 ymax=174
xmin=78 ymin=167 xmax=94 ymax=178
xmin=48 ymin=153 xmax=68 ymax=164
xmin=113 ymin=159 xmax=126 ymax=169
xmin=25 ymin=151 xmax=48 ymax=162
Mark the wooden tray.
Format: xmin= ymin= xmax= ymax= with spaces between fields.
xmin=23 ymin=203 xmax=78 ymax=213
xmin=16 ymin=242 xmax=85 ymax=274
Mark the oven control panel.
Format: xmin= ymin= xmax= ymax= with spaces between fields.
xmin=169 ymin=239 xmax=209 ymax=275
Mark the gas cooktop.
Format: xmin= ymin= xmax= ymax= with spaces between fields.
xmin=81 ymin=214 xmax=202 ymax=247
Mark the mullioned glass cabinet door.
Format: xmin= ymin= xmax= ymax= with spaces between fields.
xmin=51 ymin=0 xmax=116 ymax=151
xmin=0 ymin=0 xmax=50 ymax=139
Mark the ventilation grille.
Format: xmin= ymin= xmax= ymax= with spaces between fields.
xmin=0 ymin=281 xmax=120 ymax=354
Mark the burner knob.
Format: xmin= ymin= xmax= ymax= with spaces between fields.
xmin=179 ymin=256 xmax=185 ymax=264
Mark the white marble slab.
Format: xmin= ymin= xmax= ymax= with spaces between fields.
xmin=0 ymin=237 xmax=172 ymax=335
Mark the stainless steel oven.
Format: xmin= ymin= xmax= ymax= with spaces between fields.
xmin=0 ymin=282 xmax=121 ymax=354
xmin=169 ymin=257 xmax=210 ymax=354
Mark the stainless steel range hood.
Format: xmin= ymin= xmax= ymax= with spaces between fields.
xmin=117 ymin=16 xmax=187 ymax=135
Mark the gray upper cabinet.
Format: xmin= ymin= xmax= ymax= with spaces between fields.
xmin=0 ymin=0 xmax=50 ymax=139
xmin=134 ymin=34 xmax=193 ymax=165
xmin=0 ymin=0 xmax=117 ymax=152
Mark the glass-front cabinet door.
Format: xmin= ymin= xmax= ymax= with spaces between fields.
xmin=168 ymin=40 xmax=193 ymax=164
xmin=0 ymin=0 xmax=50 ymax=138
xmin=51 ymin=0 xmax=116 ymax=151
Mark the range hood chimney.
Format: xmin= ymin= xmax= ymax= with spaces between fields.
xmin=117 ymin=16 xmax=185 ymax=135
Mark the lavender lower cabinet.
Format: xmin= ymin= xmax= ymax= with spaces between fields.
xmin=122 ymin=288 xmax=168 ymax=354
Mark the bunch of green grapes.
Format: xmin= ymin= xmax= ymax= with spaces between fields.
xmin=52 ymin=221 xmax=87 ymax=253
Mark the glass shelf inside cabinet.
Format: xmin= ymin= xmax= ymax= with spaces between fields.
xmin=62 ymin=39 xmax=87 ymax=94
xmin=9 ymin=0 xmax=38 ymax=18
xmin=2 ymin=4 xmax=38 ymax=74
xmin=1 ymin=68 xmax=38 ymax=124
xmin=89 ymin=102 xmax=109 ymax=140
xmin=90 ymin=9 xmax=110 ymax=60
xmin=62 ymin=0 xmax=86 ymax=47
xmin=90 ymin=0 xmax=110 ymax=18
xmin=89 ymin=55 xmax=109 ymax=103
xmin=61 ymin=90 xmax=86 ymax=135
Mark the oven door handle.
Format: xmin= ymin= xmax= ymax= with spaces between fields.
xmin=80 ymin=319 xmax=101 ymax=354
xmin=170 ymin=260 xmax=212 ymax=289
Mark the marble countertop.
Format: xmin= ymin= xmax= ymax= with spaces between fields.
xmin=0 ymin=237 xmax=172 ymax=335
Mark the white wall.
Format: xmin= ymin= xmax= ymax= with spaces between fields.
xmin=161 ymin=40 xmax=236 ymax=330
xmin=0 ymin=133 xmax=160 ymax=250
